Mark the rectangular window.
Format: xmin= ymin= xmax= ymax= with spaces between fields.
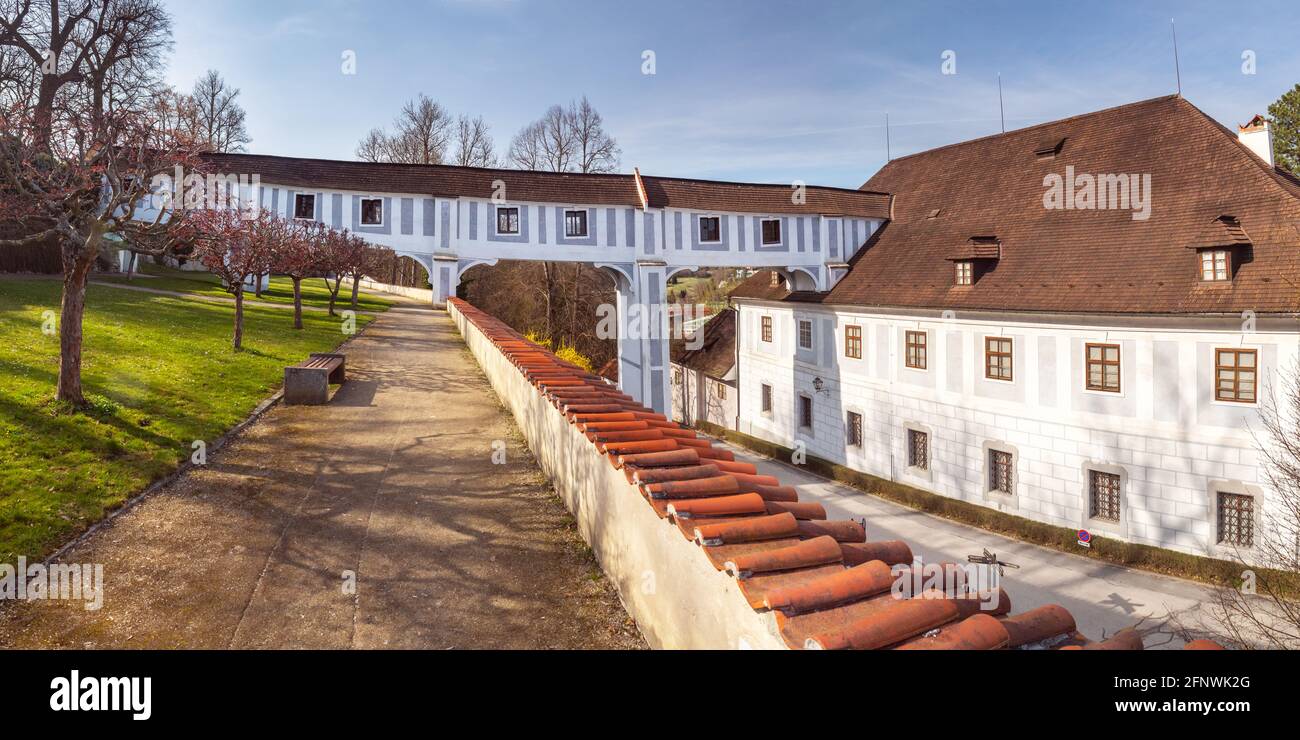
xmin=1215 ymin=349 xmax=1257 ymax=403
xmin=847 ymin=411 xmax=863 ymax=448
xmin=1086 ymin=343 xmax=1121 ymax=393
xmin=844 ymin=325 xmax=863 ymax=359
xmin=955 ymin=261 xmax=974 ymax=286
xmin=564 ymin=209 xmax=588 ymax=237
xmin=497 ymin=207 xmax=520 ymax=235
xmin=1217 ymin=492 xmax=1254 ymax=548
xmin=713 ymin=382 xmax=726 ymax=400
xmin=360 ymin=198 xmax=384 ymax=226
xmin=905 ymin=331 xmax=927 ymax=369
xmin=1089 ymin=470 xmax=1121 ymax=522
xmin=672 ymin=368 xmax=682 ymax=385
xmin=989 ymin=450 xmax=1013 ymax=494
xmin=908 ymin=430 xmax=929 ymax=470
xmin=761 ymin=218 xmax=781 ymax=245
xmin=761 ymin=383 xmax=773 ymax=413
xmin=699 ymin=216 xmax=721 ymax=243
xmin=798 ymin=320 xmax=813 ymax=350
xmin=293 ymin=193 xmax=316 ymax=221
xmin=798 ymin=395 xmax=813 ymax=429
xmin=985 ymin=336 xmax=1013 ymax=381
xmin=761 ymin=316 xmax=773 ymax=343
xmin=1200 ymin=249 xmax=1230 ymax=281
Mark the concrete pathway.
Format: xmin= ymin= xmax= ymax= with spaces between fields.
xmin=714 ymin=441 xmax=1224 ymax=649
xmin=0 ymin=305 xmax=642 ymax=649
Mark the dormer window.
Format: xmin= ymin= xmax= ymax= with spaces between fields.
xmin=1035 ymin=137 xmax=1067 ymax=159
xmin=1188 ymin=215 xmax=1250 ymax=283
xmin=949 ymin=235 xmax=999 ymax=286
xmin=769 ymin=271 xmax=782 ymax=288
xmin=1199 ymin=249 xmax=1231 ymax=282
xmin=955 ymin=261 xmax=974 ymax=285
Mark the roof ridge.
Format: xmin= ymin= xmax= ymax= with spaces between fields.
xmin=859 ymin=95 xmax=1181 ymax=187
xmin=203 ymin=151 xmax=638 ymax=181
xmin=1170 ymin=96 xmax=1300 ymax=203
xmin=643 ymin=172 xmax=888 ymax=197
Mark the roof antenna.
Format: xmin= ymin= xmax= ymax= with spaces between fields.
xmin=997 ymin=73 xmax=1006 ymax=133
xmin=885 ymin=112 xmax=892 ymax=161
xmin=1170 ymin=19 xmax=1182 ymax=96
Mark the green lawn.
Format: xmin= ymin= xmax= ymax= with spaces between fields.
xmin=99 ymin=262 xmax=395 ymax=313
xmin=0 ymin=278 xmax=373 ymax=562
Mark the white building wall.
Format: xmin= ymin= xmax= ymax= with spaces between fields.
xmin=671 ymin=363 xmax=738 ymax=429
xmin=735 ymin=299 xmax=1295 ymax=563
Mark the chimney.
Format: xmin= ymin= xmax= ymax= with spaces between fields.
xmin=1237 ymin=114 xmax=1275 ymax=167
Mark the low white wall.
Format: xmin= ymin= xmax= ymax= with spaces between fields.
xmin=350 ymin=277 xmax=433 ymax=304
xmin=449 ymin=301 xmax=785 ymax=650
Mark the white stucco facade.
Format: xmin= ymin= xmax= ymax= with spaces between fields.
xmin=733 ymin=298 xmax=1295 ymax=563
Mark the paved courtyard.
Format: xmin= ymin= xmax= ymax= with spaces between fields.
xmin=0 ymin=301 xmax=642 ymax=649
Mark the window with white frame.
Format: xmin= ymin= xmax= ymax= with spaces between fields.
xmin=497 ymin=207 xmax=520 ymax=234
xmin=698 ymin=216 xmax=721 ymax=243
xmin=360 ymin=198 xmax=384 ymax=226
xmin=798 ymin=320 xmax=813 ymax=350
xmin=564 ymin=209 xmax=588 ymax=237
xmin=293 ymin=193 xmax=316 ymax=221
xmin=761 ymin=218 xmax=781 ymax=245
xmin=1200 ymin=249 xmax=1230 ymax=282
xmin=989 ymin=449 xmax=1014 ymax=494
xmin=955 ymin=260 xmax=974 ymax=285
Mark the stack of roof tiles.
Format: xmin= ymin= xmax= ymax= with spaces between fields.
xmin=452 ymin=297 xmax=1225 ymax=651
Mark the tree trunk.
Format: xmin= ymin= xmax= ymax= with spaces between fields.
xmin=254 ymin=272 xmax=264 ymax=298
xmin=328 ymin=275 xmax=343 ymax=316
xmin=292 ymin=277 xmax=303 ymax=329
xmin=126 ymin=252 xmax=137 ymax=282
xmin=350 ymin=274 xmax=360 ymax=309
xmin=56 ymin=259 xmax=93 ymax=406
xmin=233 ymin=283 xmax=245 ymax=350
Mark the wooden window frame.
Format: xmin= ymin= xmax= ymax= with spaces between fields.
xmin=1199 ymin=249 xmax=1231 ymax=282
xmin=760 ymin=218 xmax=782 ymax=245
xmin=293 ymin=193 xmax=316 ymax=221
xmin=984 ymin=336 xmax=1013 ymax=382
xmin=360 ymin=197 xmax=385 ymax=227
xmin=564 ymin=209 xmax=588 ymax=238
xmin=844 ymin=325 xmax=863 ymax=359
xmin=761 ymin=383 xmax=773 ymax=413
xmin=1089 ymin=470 xmax=1121 ymax=522
xmin=698 ymin=215 xmax=721 ymax=243
xmin=846 ymin=411 xmax=863 ymax=448
xmin=1085 ymin=342 xmax=1121 ymax=393
xmin=760 ymin=316 xmax=773 ymax=343
xmin=905 ymin=330 xmax=927 ymax=370
xmin=955 ymin=260 xmax=974 ymax=286
xmin=496 ymin=206 xmax=520 ymax=235
xmin=713 ymin=381 xmax=726 ymax=400
xmin=1215 ymin=348 xmax=1257 ymax=403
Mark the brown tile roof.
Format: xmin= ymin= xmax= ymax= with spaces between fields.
xmin=813 ymin=95 xmax=1300 ymax=316
xmin=449 ymin=297 xmax=1222 ymax=650
xmin=671 ymin=308 xmax=736 ymax=378
xmin=199 ymin=153 xmax=891 ymax=218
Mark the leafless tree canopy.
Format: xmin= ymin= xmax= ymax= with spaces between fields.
xmin=452 ymin=114 xmax=496 ymax=167
xmin=507 ymin=96 xmax=620 ymax=174
xmin=355 ymin=93 xmax=454 ymax=165
xmin=1206 ymin=364 xmax=1300 ymax=649
xmin=189 ymin=69 xmax=249 ymax=153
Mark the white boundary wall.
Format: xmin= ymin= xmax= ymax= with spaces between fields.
xmin=449 ymin=301 xmax=785 ymax=649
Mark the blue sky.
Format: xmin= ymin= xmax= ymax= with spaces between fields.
xmin=163 ymin=0 xmax=1300 ymax=188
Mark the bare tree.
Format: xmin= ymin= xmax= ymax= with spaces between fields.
xmin=1205 ymin=364 xmax=1300 ymax=649
xmin=190 ymin=69 xmax=249 ymax=153
xmin=1 ymin=0 xmax=199 ymax=406
xmin=452 ymin=114 xmax=496 ymax=167
xmin=507 ymin=97 xmax=619 ymax=173
xmin=356 ymin=93 xmax=452 ymax=165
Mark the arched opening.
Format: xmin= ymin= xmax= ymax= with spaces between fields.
xmin=371 ymin=253 xmax=430 ymax=289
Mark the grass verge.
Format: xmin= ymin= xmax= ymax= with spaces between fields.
xmin=98 ymin=263 xmax=394 ymax=313
xmin=0 ymin=278 xmax=373 ymax=562
xmin=695 ymin=420 xmax=1300 ymax=598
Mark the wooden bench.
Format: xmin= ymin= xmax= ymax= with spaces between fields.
xmin=284 ymin=353 xmax=346 ymax=405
